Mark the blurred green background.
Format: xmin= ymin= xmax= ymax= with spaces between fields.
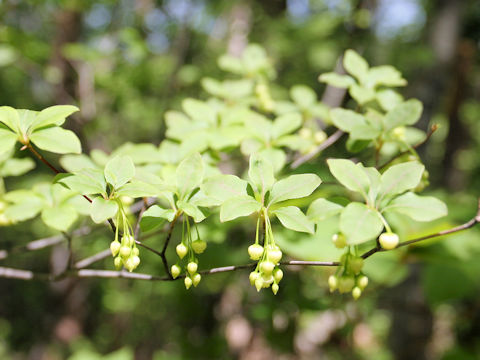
xmin=1 ymin=0 xmax=480 ymax=359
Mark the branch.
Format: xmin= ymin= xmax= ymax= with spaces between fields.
xmin=291 ymin=129 xmax=344 ymax=169
xmin=160 ymin=214 xmax=180 ymax=279
xmin=2 ymin=199 xmax=479 ymax=283
xmin=377 ymin=124 xmax=438 ymax=171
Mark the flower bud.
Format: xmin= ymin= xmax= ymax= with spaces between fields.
xmin=272 ymin=283 xmax=279 ymax=295
xmin=338 ymin=276 xmax=355 ymax=293
xmin=192 ymin=273 xmax=201 ymax=287
xmin=350 ymin=257 xmax=364 ymax=275
xmin=379 ymin=232 xmax=399 ymax=250
xmin=299 ymin=128 xmax=313 ymax=139
xmin=314 ymin=131 xmax=327 ymax=144
xmin=110 ymin=241 xmax=121 ymax=257
xmin=122 ymin=234 xmax=134 ymax=247
xmin=248 ymin=244 xmax=264 ymax=260
xmin=268 ymin=248 xmax=282 ymax=264
xmin=171 ymin=264 xmax=181 ymax=279
xmin=114 ymin=256 xmax=123 ymax=270
xmin=187 ymin=262 xmax=198 ymax=275
xmin=176 ymin=243 xmax=188 ymax=259
xmin=184 ymin=276 xmax=193 ymax=290
xmin=328 ymin=275 xmax=338 ymax=292
xmin=255 ymin=277 xmax=264 ymax=292
xmin=131 ymin=255 xmax=140 ymax=269
xmin=192 ymin=239 xmax=207 ymax=254
xmin=332 ymin=233 xmax=347 ymax=249
xmin=261 ymin=261 xmax=275 ymax=275
xmin=273 ymin=268 xmax=283 ymax=283
xmin=357 ymin=275 xmax=369 ymax=290
xmin=132 ymin=247 xmax=139 ymax=257
xmin=262 ymin=275 xmax=274 ymax=286
xmin=352 ymin=286 xmax=362 ymax=300
xmin=119 ymin=246 xmax=131 ymax=258
xmin=124 ymin=257 xmax=135 ymax=272
xmin=249 ymin=272 xmax=259 ymax=285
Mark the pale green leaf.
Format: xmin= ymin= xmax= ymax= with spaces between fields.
xmin=116 ymin=180 xmax=160 ymax=198
xmin=0 ymin=157 xmax=35 ymax=177
xmin=383 ymin=192 xmax=447 ymax=221
xmin=0 ymin=128 xmax=18 ymax=155
xmin=55 ymin=169 xmax=106 ymax=195
xmin=269 ymin=174 xmax=321 ymax=205
xmin=379 ymin=162 xmax=424 ymax=198
xmin=340 ymin=202 xmax=384 ymax=245
xmin=177 ymin=200 xmax=205 ymax=223
xmin=0 ymin=106 xmax=19 ymax=133
xmin=248 ymin=153 xmax=275 ymax=195
xmin=31 ymin=105 xmax=79 ymax=130
xmin=327 ymin=159 xmax=370 ymax=199
xmin=318 ymin=72 xmax=355 ymax=88
xmin=41 ymin=205 xmax=78 ymax=231
xmin=30 ymin=127 xmax=81 ymax=154
xmin=104 ymin=156 xmax=135 ymax=189
xmin=182 ymin=98 xmax=216 ymax=124
xmin=272 ymin=113 xmax=302 ymax=139
xmin=343 ymin=50 xmax=369 ymax=82
xmin=220 ymin=195 xmax=261 ymax=222
xmin=201 ymin=174 xmax=248 ymax=202
xmin=90 ymin=197 xmax=118 ymax=224
xmin=307 ymin=198 xmax=343 ymax=222
xmin=290 ymin=85 xmax=316 ymax=108
xmin=384 ymin=99 xmax=423 ymax=131
xmin=272 ymin=206 xmax=314 ymax=234
xmin=175 ymin=152 xmax=204 ymax=199
xmin=140 ymin=205 xmax=175 ymax=232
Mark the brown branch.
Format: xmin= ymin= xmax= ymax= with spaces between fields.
xmin=377 ymin=124 xmax=438 ymax=171
xmin=161 ymin=214 xmax=180 ymax=279
xmin=291 ymin=129 xmax=344 ymax=169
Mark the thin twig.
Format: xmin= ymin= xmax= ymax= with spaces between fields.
xmin=291 ymin=130 xmax=344 ymax=169
xmin=377 ymin=124 xmax=438 ymax=171
xmin=161 ymin=214 xmax=180 ymax=279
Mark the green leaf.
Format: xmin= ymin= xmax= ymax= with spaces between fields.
xmin=201 ymin=174 xmax=248 ymax=202
xmin=31 ymin=105 xmax=79 ymax=131
xmin=340 ymin=202 xmax=384 ymax=245
xmin=349 ymin=84 xmax=376 ymax=105
xmin=140 ymin=205 xmax=176 ymax=232
xmin=30 ymin=127 xmax=81 ymax=154
xmin=327 ymin=159 xmax=370 ymax=199
xmin=376 ymin=89 xmax=403 ymax=111
xmin=290 ymin=85 xmax=316 ymax=108
xmin=268 ymin=174 xmax=321 ymax=205
xmin=318 ymin=73 xmax=355 ymax=88
xmin=379 ymin=162 xmax=424 ymax=198
xmin=104 ymin=156 xmax=135 ymax=189
xmin=177 ymin=200 xmax=205 ymax=223
xmin=366 ymin=65 xmax=407 ymax=87
xmin=175 ymin=153 xmax=204 ymax=199
xmin=55 ymin=169 xmax=106 ymax=195
xmin=116 ymin=180 xmax=160 ymax=198
xmin=272 ymin=113 xmax=302 ymax=139
xmin=248 ymin=153 xmax=275 ymax=195
xmin=220 ymin=195 xmax=261 ymax=222
xmin=384 ymin=99 xmax=423 ymax=131
xmin=0 ymin=106 xmax=19 ymax=133
xmin=90 ymin=197 xmax=118 ymax=224
xmin=307 ymin=198 xmax=343 ymax=222
xmin=0 ymin=128 xmax=18 ymax=155
xmin=330 ymin=108 xmax=380 ymax=140
xmin=343 ymin=50 xmax=369 ymax=82
xmin=4 ymin=197 xmax=43 ymax=222
xmin=59 ymin=154 xmax=98 ymax=172
xmin=41 ymin=205 xmax=78 ymax=231
xmin=182 ymin=98 xmax=216 ymax=124
xmin=383 ymin=192 xmax=447 ymax=221
xmin=272 ymin=206 xmax=314 ymax=234
xmin=0 ymin=157 xmax=35 ymax=177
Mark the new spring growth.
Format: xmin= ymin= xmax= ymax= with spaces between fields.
xmin=328 ymin=246 xmax=369 ymax=300
xmin=111 ymin=205 xmax=140 ymax=272
xmin=249 ymin=214 xmax=284 ymax=294
xmin=176 ymin=216 xmax=206 ymax=289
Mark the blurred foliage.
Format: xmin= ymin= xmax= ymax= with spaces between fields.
xmin=0 ymin=0 xmax=480 ymax=359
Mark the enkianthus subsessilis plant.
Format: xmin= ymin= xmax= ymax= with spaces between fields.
xmin=328 ymin=233 xmax=369 ymax=300
xmin=171 ymin=215 xmax=207 ymax=289
xmin=248 ymin=213 xmax=284 ymax=294
xmin=110 ymin=202 xmax=140 ymax=272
